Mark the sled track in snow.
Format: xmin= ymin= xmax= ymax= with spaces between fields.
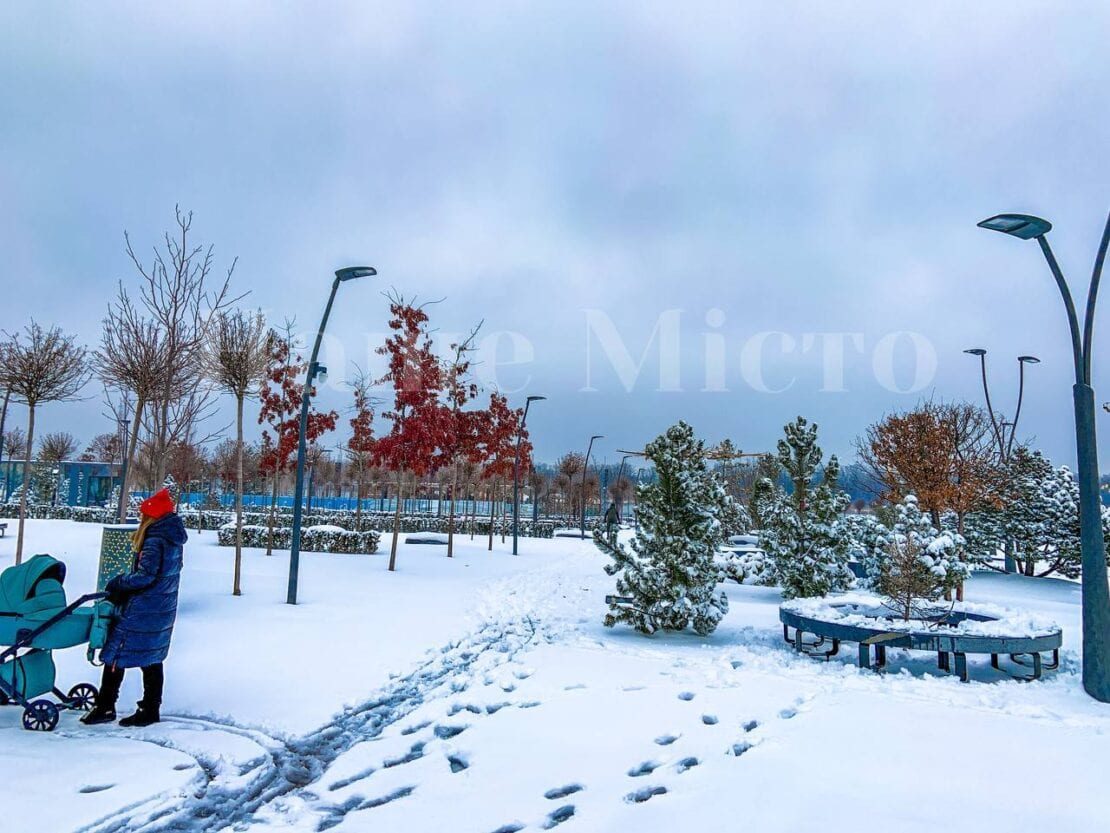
xmin=74 ymin=617 xmax=541 ymax=833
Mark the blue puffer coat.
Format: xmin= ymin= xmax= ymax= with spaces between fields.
xmin=101 ymin=513 xmax=186 ymax=668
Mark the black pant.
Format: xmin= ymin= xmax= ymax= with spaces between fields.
xmin=99 ymin=663 xmax=164 ymax=709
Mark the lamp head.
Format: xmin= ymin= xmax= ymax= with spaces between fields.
xmin=314 ymin=363 xmax=328 ymax=385
xmin=977 ymin=214 xmax=1052 ymax=240
xmin=591 ymin=434 xmax=604 ymax=441
xmin=963 ymin=348 xmax=987 ymax=357
xmin=335 ymin=266 xmax=377 ymax=282
xmin=527 ymin=395 xmax=547 ymax=403
xmin=1018 ymin=355 xmax=1041 ymax=364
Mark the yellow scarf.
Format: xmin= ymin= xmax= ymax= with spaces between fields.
xmin=130 ymin=515 xmax=157 ymax=554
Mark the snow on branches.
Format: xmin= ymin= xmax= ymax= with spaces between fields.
xmin=596 ymin=421 xmax=730 ymax=636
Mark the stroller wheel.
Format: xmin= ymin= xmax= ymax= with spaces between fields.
xmin=22 ymin=700 xmax=60 ymax=732
xmin=67 ymin=683 xmax=98 ymax=712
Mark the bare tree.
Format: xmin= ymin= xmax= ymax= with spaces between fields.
xmin=82 ymin=432 xmax=124 ymax=465
xmin=202 ymin=309 xmax=269 ymax=595
xmin=38 ymin=431 xmax=78 ymax=463
xmin=0 ymin=323 xmax=90 ymax=562
xmin=124 ymin=205 xmax=238 ymax=485
xmin=94 ymin=283 xmax=167 ymax=520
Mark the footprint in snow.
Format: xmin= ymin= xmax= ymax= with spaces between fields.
xmin=384 ymin=742 xmax=425 ymax=768
xmin=742 ymin=719 xmax=760 ymax=732
xmin=654 ymin=734 xmax=679 ymax=746
xmin=702 ymin=714 xmax=718 ymax=725
xmin=778 ymin=707 xmax=797 ymax=720
xmin=172 ymin=763 xmax=194 ymax=771
xmin=79 ymin=784 xmax=115 ymax=794
xmin=622 ymin=685 xmax=646 ymax=692
xmin=447 ymin=753 xmax=470 ymax=773
xmin=563 ymin=683 xmax=587 ymax=691
xmin=677 ymin=691 xmax=696 ymax=701
xmin=434 ymin=724 xmax=468 ymax=740
xmin=628 ymin=760 xmax=660 ymax=777
xmin=543 ymin=805 xmax=576 ymax=828
xmin=402 ymin=720 xmax=432 ymax=736
xmin=676 ymin=757 xmax=699 ymax=773
xmin=490 ymin=825 xmax=525 ymax=833
xmin=485 ymin=702 xmax=511 ymax=715
xmin=449 ymin=704 xmax=482 ymax=717
xmin=625 ymin=786 xmax=667 ymax=804
xmin=544 ymin=784 xmax=584 ymax=800
xmin=732 ymin=741 xmax=753 ymax=757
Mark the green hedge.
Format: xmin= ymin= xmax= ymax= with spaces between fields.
xmin=0 ymin=503 xmax=555 ymax=539
xmin=217 ymin=524 xmax=380 ymax=554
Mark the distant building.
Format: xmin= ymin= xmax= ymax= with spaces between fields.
xmin=0 ymin=459 xmax=119 ymax=506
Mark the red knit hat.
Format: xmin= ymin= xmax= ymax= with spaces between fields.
xmin=139 ymin=488 xmax=175 ymax=519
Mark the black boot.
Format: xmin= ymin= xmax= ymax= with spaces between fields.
xmin=80 ymin=704 xmax=117 ymax=725
xmin=119 ymin=664 xmax=163 ymax=727
xmin=82 ymin=665 xmax=123 ymax=725
xmin=119 ymin=702 xmax=160 ymax=727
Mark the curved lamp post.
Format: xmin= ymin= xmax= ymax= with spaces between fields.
xmin=613 ymin=451 xmax=638 ymax=518
xmin=287 ymin=266 xmax=376 ymax=605
xmin=962 ymin=348 xmax=1040 ymax=462
xmin=580 ymin=434 xmax=603 ymax=539
xmin=978 ymin=211 xmax=1110 ymax=701
xmin=512 ymin=394 xmax=545 ymax=555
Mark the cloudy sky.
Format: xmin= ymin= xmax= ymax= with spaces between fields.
xmin=3 ymin=1 xmax=1110 ymax=467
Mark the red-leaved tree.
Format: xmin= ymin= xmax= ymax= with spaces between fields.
xmin=346 ymin=368 xmax=377 ymax=525
xmin=258 ymin=323 xmax=337 ymax=554
xmin=373 ymin=296 xmax=449 ymax=570
xmin=436 ymin=327 xmax=482 ymax=557
xmin=476 ymin=392 xmax=528 ymax=551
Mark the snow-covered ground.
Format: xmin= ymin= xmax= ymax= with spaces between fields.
xmin=2 ymin=519 xmax=1108 ymax=832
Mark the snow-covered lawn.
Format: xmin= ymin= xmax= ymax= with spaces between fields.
xmin=1 ymin=519 xmax=1108 ymax=832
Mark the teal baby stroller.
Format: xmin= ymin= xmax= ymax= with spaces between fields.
xmin=0 ymin=554 xmax=110 ymax=730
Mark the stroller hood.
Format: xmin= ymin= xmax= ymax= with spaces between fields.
xmin=0 ymin=554 xmax=67 ymax=618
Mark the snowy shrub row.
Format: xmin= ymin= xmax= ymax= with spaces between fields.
xmin=0 ymin=503 xmax=555 ymax=538
xmin=0 ymin=504 xmax=118 ymax=523
xmin=217 ymin=524 xmax=381 ymax=554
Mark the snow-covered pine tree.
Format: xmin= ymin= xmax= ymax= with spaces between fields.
xmin=878 ymin=494 xmax=967 ymax=617
xmin=838 ymin=512 xmax=891 ymax=589
xmin=162 ymin=473 xmax=181 ymax=504
xmin=755 ymin=416 xmax=852 ymax=599
xmin=594 ymin=421 xmax=730 ymax=635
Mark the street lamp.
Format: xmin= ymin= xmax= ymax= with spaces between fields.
xmin=512 ymin=395 xmax=546 ymax=555
xmin=962 ymin=348 xmax=1040 ymax=462
xmin=978 ymin=211 xmax=1110 ymax=702
xmin=287 ymin=265 xmax=376 ymax=605
xmin=580 ymin=434 xmax=603 ymax=539
xmin=614 ymin=450 xmax=639 ymax=518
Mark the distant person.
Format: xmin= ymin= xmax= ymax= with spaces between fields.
xmin=82 ymin=487 xmax=185 ymax=727
xmin=604 ymin=501 xmax=621 ymax=544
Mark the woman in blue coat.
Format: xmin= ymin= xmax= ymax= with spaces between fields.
xmin=82 ymin=487 xmax=185 ymax=727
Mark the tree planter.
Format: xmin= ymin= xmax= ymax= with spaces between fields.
xmin=779 ymin=594 xmax=1062 ymax=683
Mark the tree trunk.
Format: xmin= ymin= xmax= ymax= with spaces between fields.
xmin=488 ymin=484 xmax=495 ymax=551
xmin=154 ymin=393 xmax=171 ymax=486
xmin=119 ymin=396 xmax=145 ymax=523
xmin=15 ymin=404 xmax=35 ymax=564
xmin=233 ymin=394 xmax=244 ymax=596
xmin=447 ymin=461 xmax=458 ymax=558
xmin=266 ymin=475 xmax=279 ymax=555
xmin=389 ymin=472 xmax=404 ymax=571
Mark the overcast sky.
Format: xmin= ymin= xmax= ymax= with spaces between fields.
xmin=3 ymin=1 xmax=1110 ymax=467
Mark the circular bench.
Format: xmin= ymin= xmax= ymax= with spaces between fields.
xmin=779 ymin=600 xmax=1062 ymax=683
